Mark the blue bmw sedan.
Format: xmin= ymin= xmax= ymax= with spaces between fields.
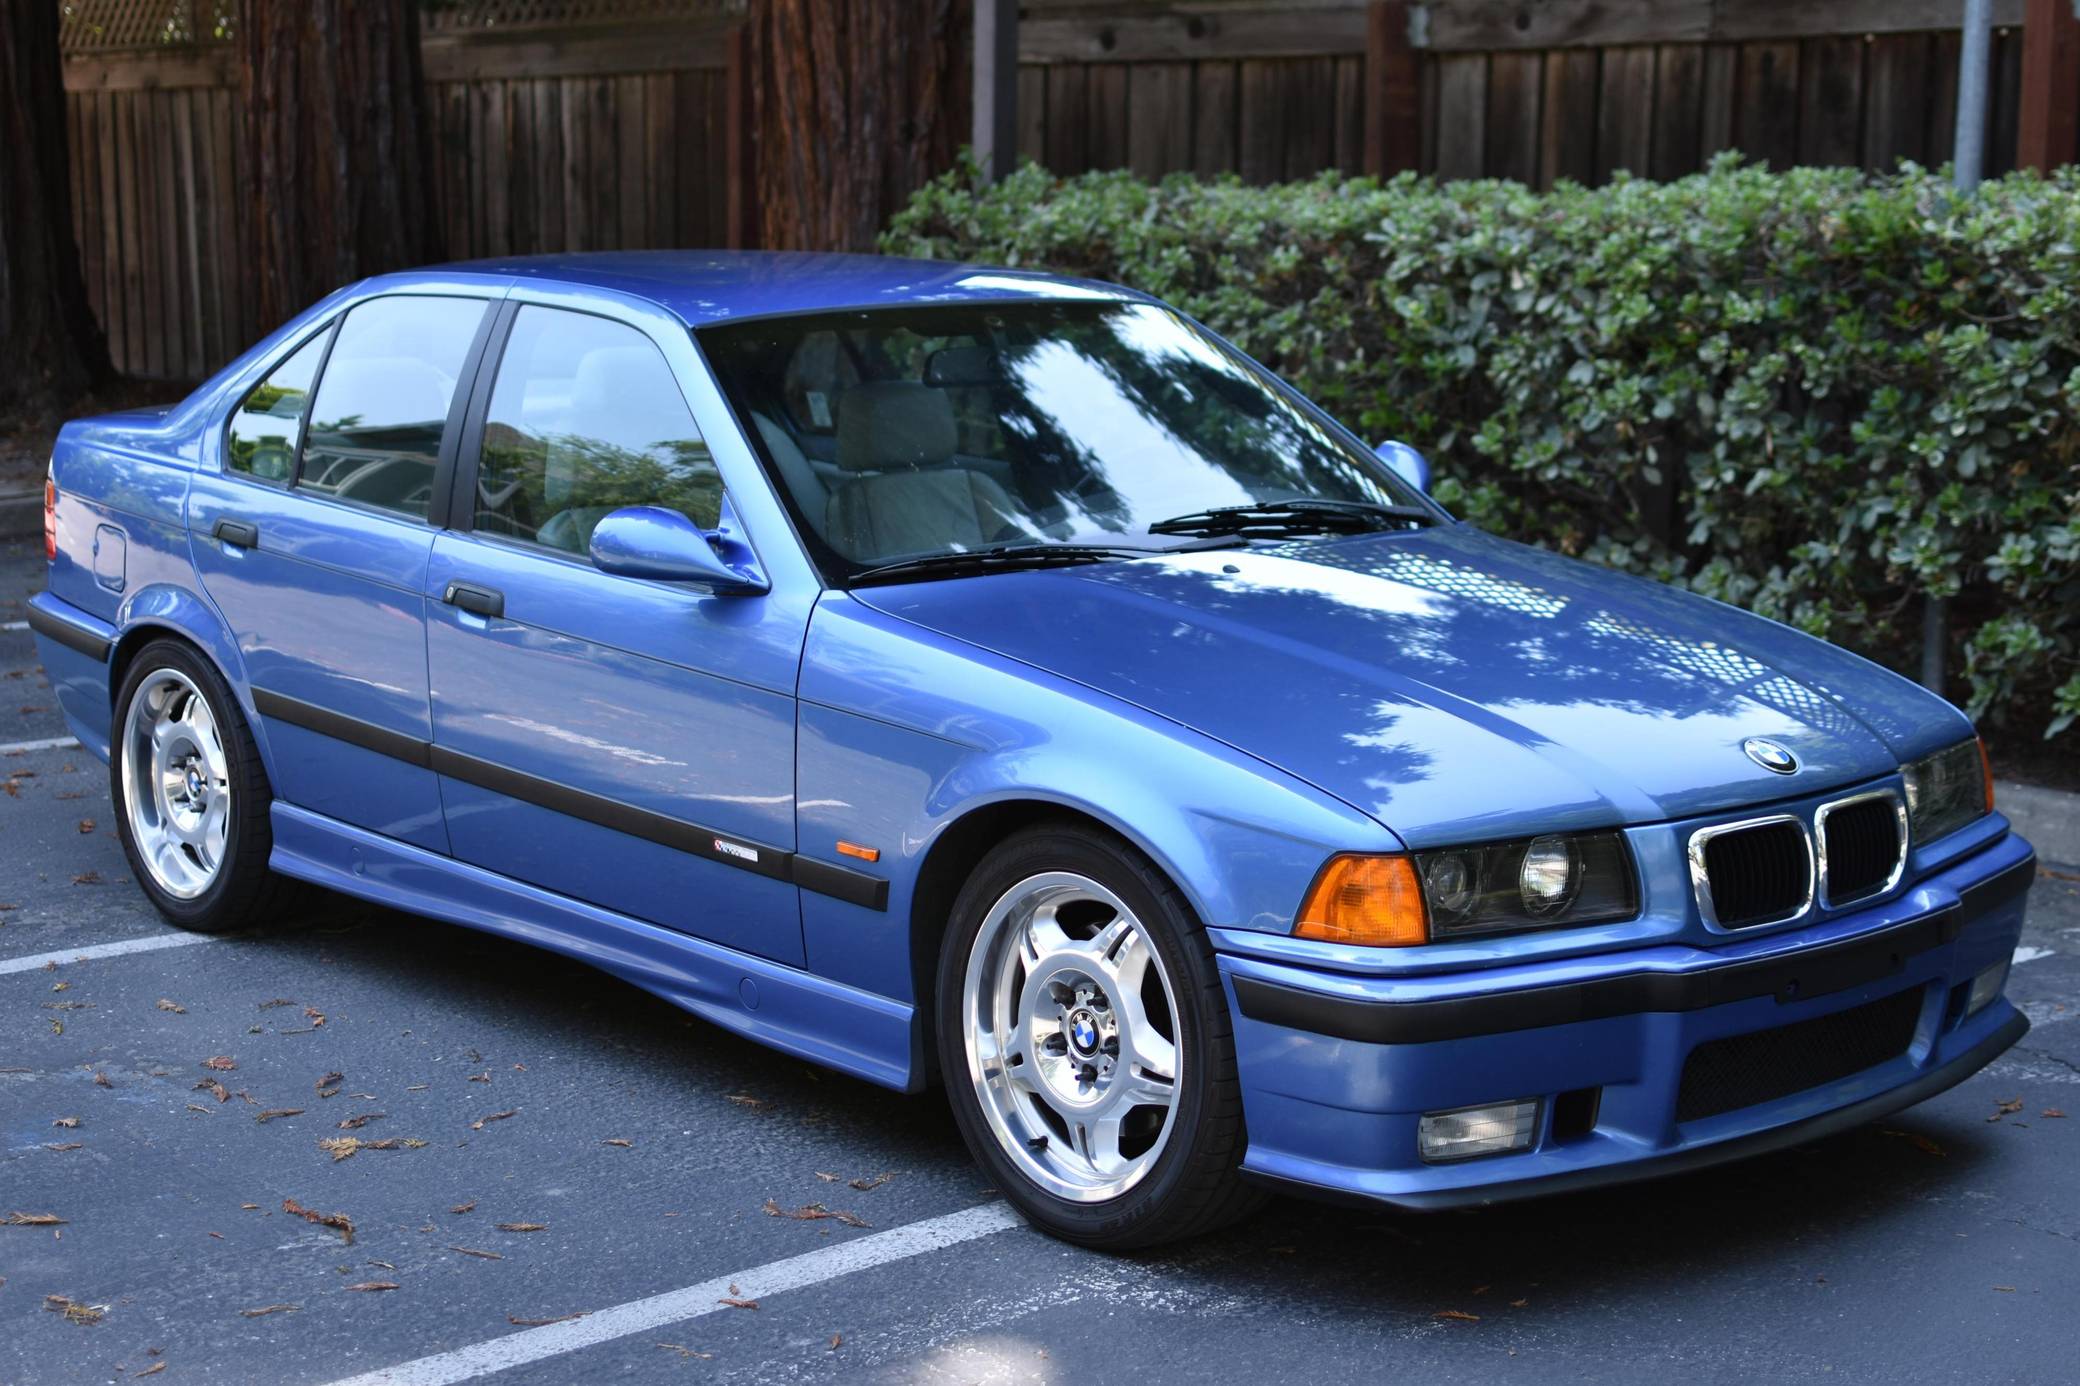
xmin=29 ymin=252 xmax=2034 ymax=1248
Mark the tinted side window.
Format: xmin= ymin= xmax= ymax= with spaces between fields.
xmin=226 ymin=327 xmax=330 ymax=482
xmin=474 ymin=305 xmax=720 ymax=555
xmin=297 ymin=296 xmax=486 ymax=520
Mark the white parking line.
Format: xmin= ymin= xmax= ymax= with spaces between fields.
xmin=322 ymin=1202 xmax=1026 ymax=1386
xmin=0 ymin=930 xmax=219 ymax=976
xmin=2 ymin=619 xmax=27 ymax=631
xmin=1 ymin=734 xmax=81 ymax=754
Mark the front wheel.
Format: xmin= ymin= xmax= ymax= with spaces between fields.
xmin=110 ymin=639 xmax=296 ymax=932
xmin=936 ymin=823 xmax=1263 ymax=1248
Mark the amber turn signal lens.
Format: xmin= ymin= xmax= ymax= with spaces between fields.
xmin=1978 ymin=736 xmax=1996 ymax=814
xmin=1294 ymin=854 xmax=1428 ymax=947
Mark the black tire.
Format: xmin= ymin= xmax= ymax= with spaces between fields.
xmin=109 ymin=639 xmax=299 ymax=933
xmin=935 ymin=821 xmax=1265 ymax=1249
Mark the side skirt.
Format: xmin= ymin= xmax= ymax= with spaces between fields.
xmin=267 ymin=802 xmax=919 ymax=1093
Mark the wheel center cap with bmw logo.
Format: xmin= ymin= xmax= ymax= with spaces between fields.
xmin=1067 ymin=1009 xmax=1100 ymax=1056
xmin=1743 ymin=737 xmax=1798 ymax=774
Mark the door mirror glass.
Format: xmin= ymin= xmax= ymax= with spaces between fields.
xmin=589 ymin=505 xmax=765 ymax=593
xmin=1374 ymin=440 xmax=1432 ymax=494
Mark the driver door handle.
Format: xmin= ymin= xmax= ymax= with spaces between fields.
xmin=441 ymin=581 xmax=504 ymax=619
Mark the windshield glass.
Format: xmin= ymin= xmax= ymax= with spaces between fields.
xmin=698 ymin=301 xmax=1432 ymax=581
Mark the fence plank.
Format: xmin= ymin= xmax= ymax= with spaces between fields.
xmin=1650 ymin=44 xmax=1703 ymax=179
xmin=1286 ymin=58 xmax=1340 ymax=177
xmin=1023 ymin=9 xmax=1366 ymax=64
xmin=1193 ymin=60 xmax=1239 ymax=173
xmin=1797 ymin=35 xmax=1864 ymax=167
xmin=1699 ymin=43 xmax=1737 ymax=159
xmin=1989 ymin=23 xmax=2023 ymax=176
xmin=1128 ymin=61 xmax=1193 ymax=177
xmin=645 ymin=72 xmax=675 ymax=247
xmin=1364 ymin=1 xmax=1421 ymax=175
xmin=1237 ymin=59 xmax=1290 ymax=182
xmin=589 ymin=77 xmax=618 ymax=248
xmin=73 ymin=96 xmax=104 ymax=330
xmin=210 ymin=84 xmax=243 ymax=353
xmin=1333 ymin=53 xmax=1364 ymax=170
xmin=1596 ymin=47 xmax=1655 ymax=181
xmin=1419 ymin=0 xmax=2024 ymax=52
xmin=174 ymin=92 xmax=204 ymax=378
xmin=1432 ymin=53 xmax=1486 ymax=179
xmin=1088 ymin=62 xmax=1131 ymax=171
xmin=618 ymin=74 xmax=647 ymax=248
xmin=1734 ymin=41 xmax=1801 ymax=169
xmin=1044 ymin=63 xmax=1089 ymax=172
xmin=1017 ymin=65 xmax=1049 ymax=165
xmin=1861 ymin=33 xmax=1927 ymax=170
xmin=1482 ymin=51 xmax=1541 ymax=185
xmin=1538 ymin=47 xmax=1597 ymax=186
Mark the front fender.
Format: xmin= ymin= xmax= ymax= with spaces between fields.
xmin=794 ymin=593 xmax=1398 ymax=1013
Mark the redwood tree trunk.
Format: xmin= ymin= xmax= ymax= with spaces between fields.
xmin=0 ymin=3 xmax=111 ymax=411
xmin=239 ymin=0 xmax=443 ymax=331
xmin=748 ymin=0 xmax=971 ymax=252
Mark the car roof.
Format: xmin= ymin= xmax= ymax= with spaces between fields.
xmin=416 ymin=250 xmax=1146 ymax=327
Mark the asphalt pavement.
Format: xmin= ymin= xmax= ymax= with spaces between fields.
xmin=3 ymin=532 xmax=2078 ymax=1386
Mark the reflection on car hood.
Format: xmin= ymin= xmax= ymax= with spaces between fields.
xmin=853 ymin=525 xmax=1972 ymax=847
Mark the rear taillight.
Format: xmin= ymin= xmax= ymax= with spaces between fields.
xmin=43 ymin=476 xmax=58 ymax=562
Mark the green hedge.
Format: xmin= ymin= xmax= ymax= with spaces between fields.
xmin=883 ymin=157 xmax=2080 ymax=748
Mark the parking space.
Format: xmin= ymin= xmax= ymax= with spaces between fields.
xmin=5 ymin=533 xmax=2079 ymax=1385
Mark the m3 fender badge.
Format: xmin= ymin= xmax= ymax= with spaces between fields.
xmin=1742 ymin=737 xmax=1798 ymax=774
xmin=712 ymin=838 xmax=760 ymax=863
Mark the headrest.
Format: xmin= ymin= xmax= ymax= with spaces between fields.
xmin=835 ymin=382 xmax=957 ymax=472
xmin=570 ymin=344 xmax=693 ymax=457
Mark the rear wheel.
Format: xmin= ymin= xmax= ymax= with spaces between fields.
xmin=937 ymin=823 xmax=1262 ymax=1248
xmin=111 ymin=640 xmax=296 ymax=932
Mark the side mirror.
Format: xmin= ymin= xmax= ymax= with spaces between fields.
xmin=1374 ymin=440 xmax=1432 ymax=495
xmin=589 ymin=505 xmax=768 ymax=594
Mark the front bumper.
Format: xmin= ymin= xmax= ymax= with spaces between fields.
xmin=1219 ymin=832 xmax=2035 ymax=1210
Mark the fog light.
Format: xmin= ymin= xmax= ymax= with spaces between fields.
xmin=1417 ymin=1099 xmax=1540 ymax=1163
xmin=1966 ymin=959 xmax=2009 ymax=1016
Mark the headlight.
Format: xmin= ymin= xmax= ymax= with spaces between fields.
xmin=1294 ymin=831 xmax=1638 ymax=947
xmin=1902 ymin=737 xmax=1992 ymax=845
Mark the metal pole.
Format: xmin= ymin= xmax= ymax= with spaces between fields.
xmin=973 ymin=0 xmax=1020 ymax=183
xmin=1923 ymin=0 xmax=1995 ymax=693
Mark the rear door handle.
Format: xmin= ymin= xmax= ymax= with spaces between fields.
xmin=441 ymin=581 xmax=504 ymax=619
xmin=212 ymin=518 xmax=259 ymax=548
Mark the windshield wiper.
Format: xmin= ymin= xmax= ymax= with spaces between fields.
xmin=1146 ymin=497 xmax=1436 ymax=538
xmin=848 ymin=542 xmax=1177 ymax=588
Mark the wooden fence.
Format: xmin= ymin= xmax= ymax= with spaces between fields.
xmin=58 ymin=0 xmax=2069 ymax=381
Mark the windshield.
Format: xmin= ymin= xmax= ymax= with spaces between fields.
xmin=698 ymin=301 xmax=1434 ymax=582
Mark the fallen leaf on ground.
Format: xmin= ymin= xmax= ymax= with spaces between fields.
xmin=315 ymin=1070 xmax=344 ymax=1092
xmin=725 ymin=1094 xmax=765 ymax=1109
xmin=762 ymin=1198 xmax=870 ymax=1229
xmin=53 ymin=1116 xmax=80 ymax=1128
xmin=509 ymin=1312 xmax=586 ymax=1326
xmin=344 ymin=1282 xmax=398 ymax=1293
xmin=1433 ymin=1309 xmax=1479 ymax=1322
xmin=282 ymin=1197 xmax=354 ymax=1244
xmin=2045 ymin=1109 xmax=2067 ymax=1119
xmin=829 ymin=1333 xmax=842 ymax=1350
xmin=1510 ymin=1298 xmax=1529 ymax=1308
xmin=450 ymin=1200 xmax=477 ymax=1214
xmin=72 ymin=871 xmax=101 ymax=885
xmin=240 ymin=1305 xmax=298 ymax=1317
xmin=155 ymin=999 xmax=186 ymax=1013
xmin=1882 ymin=1129 xmax=1946 ymax=1157
xmin=255 ymin=1109 xmax=303 ymax=1123
xmin=496 ymin=1222 xmax=547 ymax=1232
xmin=196 ymin=1080 xmax=230 ymax=1103
xmin=45 ymin=1295 xmax=106 ymax=1324
xmin=93 ymin=1072 xmax=112 ymax=1088
xmin=602 ymin=1138 xmax=632 ymax=1148
xmin=471 ymin=1110 xmax=518 ymax=1130
xmin=469 ymin=1071 xmax=491 ymax=1083
xmin=259 ymin=998 xmax=296 ymax=1010
xmin=450 ymin=1246 xmax=503 ymax=1260
xmin=45 ymin=1143 xmax=83 ymax=1152
xmin=337 ymin=1112 xmax=384 ymax=1130
xmin=136 ymin=1360 xmax=167 ymax=1376
xmin=202 ymin=1056 xmax=237 ymax=1072
xmin=4 ymin=1212 xmax=67 ymax=1225
xmin=77 ymin=819 xmax=94 ymax=834
xmin=814 ymin=1172 xmax=840 ymax=1182
xmin=718 ymin=1297 xmax=759 ymax=1310
xmin=656 ymin=1344 xmax=713 ymax=1359
xmin=303 ymin=1006 xmax=326 ymax=1027
xmin=1994 ymin=1285 xmax=2017 ymax=1292
xmin=848 ymin=1173 xmax=893 ymax=1192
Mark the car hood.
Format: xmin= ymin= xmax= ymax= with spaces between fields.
xmin=852 ymin=525 xmax=1970 ymax=848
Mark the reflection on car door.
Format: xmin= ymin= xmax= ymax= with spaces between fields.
xmin=189 ymin=293 xmax=495 ymax=851
xmin=423 ymin=303 xmax=808 ymax=964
